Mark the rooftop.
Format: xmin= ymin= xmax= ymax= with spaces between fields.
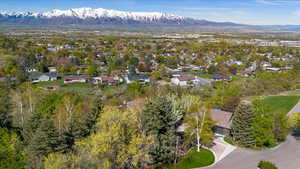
xmin=210 ymin=109 xmax=233 ymax=129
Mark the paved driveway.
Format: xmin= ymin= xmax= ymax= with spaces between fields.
xmin=201 ymin=135 xmax=300 ymax=169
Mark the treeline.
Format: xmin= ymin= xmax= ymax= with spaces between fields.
xmin=0 ymin=63 xmax=299 ymax=168
xmin=0 ymin=81 xmax=102 ymax=169
xmin=0 ymin=79 xmax=218 ymax=169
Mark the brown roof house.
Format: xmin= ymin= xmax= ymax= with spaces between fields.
xmin=64 ymin=75 xmax=90 ymax=84
xmin=177 ymin=109 xmax=233 ymax=137
xmin=93 ymin=76 xmax=121 ymax=86
xmin=210 ymin=109 xmax=233 ymax=137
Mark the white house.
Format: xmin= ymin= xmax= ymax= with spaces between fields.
xmin=125 ymin=74 xmax=150 ymax=84
xmin=29 ymin=73 xmax=59 ymax=83
xmin=171 ymin=74 xmax=192 ymax=86
xmin=266 ymin=67 xmax=281 ymax=72
xmin=172 ymin=74 xmax=212 ymax=87
xmin=48 ymin=67 xmax=57 ymax=73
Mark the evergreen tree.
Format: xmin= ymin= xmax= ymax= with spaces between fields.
xmin=141 ymin=97 xmax=177 ymax=164
xmin=0 ymin=81 xmax=12 ymax=129
xmin=27 ymin=119 xmax=68 ymax=168
xmin=28 ymin=120 xmax=60 ymax=157
xmin=15 ymin=65 xmax=27 ymax=85
xmin=231 ymin=102 xmax=256 ymax=148
xmin=83 ymin=97 xmax=103 ymax=135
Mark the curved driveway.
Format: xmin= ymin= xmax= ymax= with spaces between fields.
xmin=201 ymin=135 xmax=300 ymax=169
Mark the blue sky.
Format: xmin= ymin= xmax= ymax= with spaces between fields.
xmin=1 ymin=0 xmax=300 ymax=25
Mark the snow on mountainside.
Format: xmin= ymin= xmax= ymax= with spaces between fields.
xmin=42 ymin=8 xmax=184 ymax=20
xmin=0 ymin=8 xmax=184 ymax=21
xmin=0 ymin=7 xmax=240 ymax=26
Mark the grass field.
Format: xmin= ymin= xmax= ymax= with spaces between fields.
xmin=34 ymin=80 xmax=92 ymax=89
xmin=261 ymin=96 xmax=300 ymax=114
xmin=159 ymin=148 xmax=215 ymax=169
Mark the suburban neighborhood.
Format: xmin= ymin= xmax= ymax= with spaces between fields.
xmin=0 ymin=2 xmax=300 ymax=169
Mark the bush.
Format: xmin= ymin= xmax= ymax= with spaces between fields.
xmin=258 ymin=161 xmax=278 ymax=169
xmin=224 ymin=137 xmax=234 ymax=145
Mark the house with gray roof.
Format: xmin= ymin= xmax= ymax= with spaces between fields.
xmin=125 ymin=73 xmax=150 ymax=84
xmin=29 ymin=73 xmax=59 ymax=83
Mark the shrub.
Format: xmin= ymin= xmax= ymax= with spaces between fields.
xmin=224 ymin=137 xmax=234 ymax=145
xmin=258 ymin=161 xmax=278 ymax=169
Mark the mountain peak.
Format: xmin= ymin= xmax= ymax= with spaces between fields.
xmin=0 ymin=7 xmax=240 ymax=26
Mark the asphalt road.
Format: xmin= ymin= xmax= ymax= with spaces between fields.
xmin=201 ymin=135 xmax=300 ymax=169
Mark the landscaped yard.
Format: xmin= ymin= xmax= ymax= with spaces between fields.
xmin=160 ymin=148 xmax=215 ymax=169
xmin=261 ymin=96 xmax=300 ymax=114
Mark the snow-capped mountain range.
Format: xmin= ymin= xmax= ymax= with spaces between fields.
xmin=0 ymin=7 xmax=239 ymax=26
xmin=0 ymin=8 xmax=184 ymax=20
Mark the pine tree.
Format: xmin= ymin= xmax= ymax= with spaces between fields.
xmin=28 ymin=120 xmax=60 ymax=157
xmin=141 ymin=97 xmax=177 ymax=164
xmin=0 ymin=79 xmax=12 ymax=129
xmin=231 ymin=102 xmax=256 ymax=148
xmin=27 ymin=119 xmax=69 ymax=168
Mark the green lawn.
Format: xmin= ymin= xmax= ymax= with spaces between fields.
xmin=261 ymin=96 xmax=300 ymax=114
xmin=34 ymin=80 xmax=92 ymax=89
xmin=33 ymin=80 xmax=63 ymax=87
xmin=34 ymin=80 xmax=97 ymax=97
xmin=61 ymin=83 xmax=91 ymax=88
xmin=159 ymin=148 xmax=215 ymax=169
xmin=198 ymin=73 xmax=213 ymax=79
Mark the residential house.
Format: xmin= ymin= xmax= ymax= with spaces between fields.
xmin=265 ymin=67 xmax=281 ymax=72
xmin=171 ymin=74 xmax=195 ymax=86
xmin=64 ymin=75 xmax=90 ymax=84
xmin=213 ymin=74 xmax=232 ymax=82
xmin=262 ymin=62 xmax=272 ymax=70
xmin=93 ymin=76 xmax=121 ymax=85
xmin=171 ymin=74 xmax=212 ymax=86
xmin=48 ymin=67 xmax=57 ymax=73
xmin=29 ymin=73 xmax=59 ymax=83
xmin=177 ymin=109 xmax=233 ymax=137
xmin=238 ymin=63 xmax=257 ymax=77
xmin=125 ymin=74 xmax=150 ymax=84
xmin=210 ymin=109 xmax=233 ymax=137
xmin=194 ymin=77 xmax=213 ymax=86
